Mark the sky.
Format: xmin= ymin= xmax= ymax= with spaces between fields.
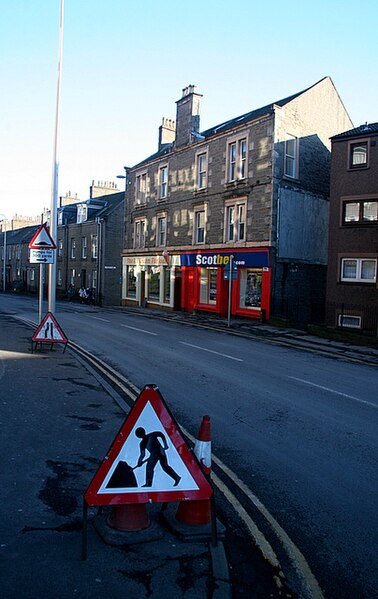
xmin=1 ymin=0 xmax=377 ymax=221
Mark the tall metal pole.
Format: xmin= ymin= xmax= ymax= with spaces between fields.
xmin=3 ymin=228 xmax=6 ymax=292
xmin=48 ymin=0 xmax=64 ymax=315
xmin=227 ymin=255 xmax=233 ymax=327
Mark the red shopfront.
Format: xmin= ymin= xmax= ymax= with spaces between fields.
xmin=180 ymin=249 xmax=271 ymax=320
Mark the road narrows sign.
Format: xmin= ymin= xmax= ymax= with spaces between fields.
xmin=85 ymin=385 xmax=213 ymax=506
xmin=32 ymin=312 xmax=68 ymax=344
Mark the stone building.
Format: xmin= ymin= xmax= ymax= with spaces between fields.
xmin=122 ymin=78 xmax=352 ymax=325
xmin=0 ymin=225 xmax=39 ymax=292
xmin=326 ymin=122 xmax=378 ymax=336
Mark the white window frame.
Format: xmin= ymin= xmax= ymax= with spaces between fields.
xmin=156 ymin=215 xmax=167 ymax=247
xmin=136 ymin=171 xmax=147 ymax=204
xmin=227 ymin=136 xmax=247 ymax=182
xmin=91 ymin=234 xmax=98 ymax=259
xmin=82 ymin=236 xmax=87 ymax=259
xmin=57 ymin=268 xmax=62 ymax=286
xmin=70 ymin=238 xmax=76 ymax=259
xmin=196 ymin=152 xmax=208 ymax=190
xmin=159 ymin=165 xmax=168 ymax=199
xmin=349 ymin=140 xmax=369 ymax=169
xmin=58 ymin=239 xmax=63 ymax=258
xmin=194 ymin=207 xmax=206 ymax=244
xmin=338 ymin=314 xmax=362 ymax=329
xmin=224 ymin=199 xmax=247 ymax=243
xmin=77 ymin=204 xmax=88 ymax=224
xmin=134 ymin=218 xmax=146 ymax=249
xmin=284 ymin=135 xmax=298 ymax=178
xmin=340 ymin=258 xmax=377 ymax=283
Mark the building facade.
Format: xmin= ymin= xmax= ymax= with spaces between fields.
xmin=122 ymin=78 xmax=352 ymax=324
xmin=326 ymin=123 xmax=378 ymax=336
xmin=0 ymin=225 xmax=40 ymax=292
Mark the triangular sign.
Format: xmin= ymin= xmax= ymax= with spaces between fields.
xmin=85 ymin=385 xmax=213 ymax=506
xmin=29 ymin=224 xmax=56 ymax=249
xmin=32 ymin=312 xmax=68 ymax=343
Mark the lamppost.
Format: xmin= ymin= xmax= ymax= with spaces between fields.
xmin=0 ymin=214 xmax=8 ymax=293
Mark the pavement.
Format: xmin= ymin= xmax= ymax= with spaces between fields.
xmin=0 ymin=313 xmax=232 ymax=599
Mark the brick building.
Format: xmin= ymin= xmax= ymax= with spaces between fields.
xmin=326 ymin=123 xmax=378 ymax=336
xmin=122 ymin=78 xmax=352 ymax=324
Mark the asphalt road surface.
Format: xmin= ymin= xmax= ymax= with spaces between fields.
xmin=2 ymin=296 xmax=378 ymax=598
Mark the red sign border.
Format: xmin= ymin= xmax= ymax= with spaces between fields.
xmin=29 ymin=224 xmax=56 ymax=250
xmin=32 ymin=311 xmax=68 ymax=343
xmin=84 ymin=385 xmax=213 ymax=506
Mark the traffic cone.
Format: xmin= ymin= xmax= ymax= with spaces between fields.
xmin=107 ymin=504 xmax=150 ymax=532
xmin=175 ymin=415 xmax=212 ymax=526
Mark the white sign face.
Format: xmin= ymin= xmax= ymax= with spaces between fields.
xmin=29 ymin=249 xmax=55 ymax=264
xmin=98 ymin=401 xmax=199 ymax=494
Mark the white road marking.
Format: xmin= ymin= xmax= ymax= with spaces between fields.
xmin=179 ymin=341 xmax=243 ymax=362
xmin=86 ymin=316 xmax=111 ymax=323
xmin=120 ymin=324 xmax=157 ymax=336
xmin=289 ymin=376 xmax=377 ymax=409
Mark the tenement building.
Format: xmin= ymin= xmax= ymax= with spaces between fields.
xmin=326 ymin=123 xmax=378 ymax=337
xmin=122 ymin=78 xmax=352 ymax=324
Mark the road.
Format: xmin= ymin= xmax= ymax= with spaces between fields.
xmin=2 ymin=295 xmax=378 ymax=598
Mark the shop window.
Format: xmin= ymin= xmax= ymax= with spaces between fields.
xmin=199 ymin=267 xmax=217 ymax=305
xmin=148 ymin=266 xmax=160 ymax=301
xmin=163 ymin=266 xmax=171 ymax=303
xmin=126 ymin=266 xmax=136 ymax=298
xmin=239 ymin=269 xmax=262 ymax=309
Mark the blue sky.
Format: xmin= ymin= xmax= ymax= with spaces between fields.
xmin=1 ymin=0 xmax=377 ymax=220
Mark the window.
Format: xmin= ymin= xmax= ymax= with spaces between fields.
xmin=159 ymin=166 xmax=168 ymax=199
xmin=126 ymin=266 xmax=136 ymax=298
xmin=70 ymin=238 xmax=76 ymax=259
xmin=157 ymin=216 xmax=166 ymax=247
xmin=134 ymin=219 xmax=146 ymax=249
xmin=197 ymin=153 xmax=207 ymax=189
xmin=163 ymin=266 xmax=171 ymax=303
xmin=58 ymin=239 xmax=63 ymax=258
xmin=349 ymin=141 xmax=368 ymax=168
xmin=195 ymin=209 xmax=205 ymax=244
xmin=285 ymin=135 xmax=298 ymax=178
xmin=341 ymin=258 xmax=376 ymax=283
xmin=70 ymin=268 xmax=76 ymax=286
xmin=239 ymin=269 xmax=262 ymax=309
xmin=227 ymin=138 xmax=247 ymax=182
xmin=57 ymin=268 xmax=62 ymax=286
xmin=147 ymin=266 xmax=160 ymax=301
xmin=136 ymin=172 xmax=147 ymax=204
xmin=30 ymin=269 xmax=35 ymax=282
xmin=16 ymin=245 xmax=21 ymax=260
xmin=91 ymin=235 xmax=98 ymax=259
xmin=343 ymin=200 xmax=377 ymax=224
xmin=224 ymin=200 xmax=246 ymax=242
xmin=82 ymin=236 xmax=87 ymax=259
xmin=92 ymin=269 xmax=97 ymax=291
xmin=77 ymin=204 xmax=88 ymax=223
xmin=338 ymin=314 xmax=362 ymax=329
xmin=199 ymin=267 xmax=217 ymax=305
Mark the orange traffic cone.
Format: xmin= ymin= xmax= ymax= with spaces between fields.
xmin=107 ymin=503 xmax=150 ymax=532
xmin=175 ymin=415 xmax=212 ymax=526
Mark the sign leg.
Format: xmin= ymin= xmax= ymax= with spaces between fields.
xmin=82 ymin=499 xmax=88 ymax=561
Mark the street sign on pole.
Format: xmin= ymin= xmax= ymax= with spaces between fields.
xmin=29 ymin=249 xmax=55 ymax=264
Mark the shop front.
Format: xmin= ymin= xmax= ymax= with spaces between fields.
xmin=122 ymin=254 xmax=180 ymax=309
xmin=180 ymin=249 xmax=271 ymax=320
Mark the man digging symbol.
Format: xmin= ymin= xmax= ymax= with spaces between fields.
xmin=135 ymin=427 xmax=181 ymax=487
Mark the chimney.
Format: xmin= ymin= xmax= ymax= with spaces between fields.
xmin=175 ymin=85 xmax=203 ymax=148
xmin=158 ymin=118 xmax=176 ymax=150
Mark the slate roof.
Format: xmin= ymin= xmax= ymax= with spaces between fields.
xmin=331 ymin=122 xmax=378 ymax=140
xmin=0 ymin=225 xmax=39 ymax=245
xmin=134 ymin=77 xmax=329 ymax=168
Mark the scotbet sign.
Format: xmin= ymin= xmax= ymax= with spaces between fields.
xmin=180 ymin=251 xmax=270 ymax=268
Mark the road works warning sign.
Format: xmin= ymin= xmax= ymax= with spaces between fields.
xmin=32 ymin=312 xmax=68 ymax=344
xmin=85 ymin=385 xmax=213 ymax=506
